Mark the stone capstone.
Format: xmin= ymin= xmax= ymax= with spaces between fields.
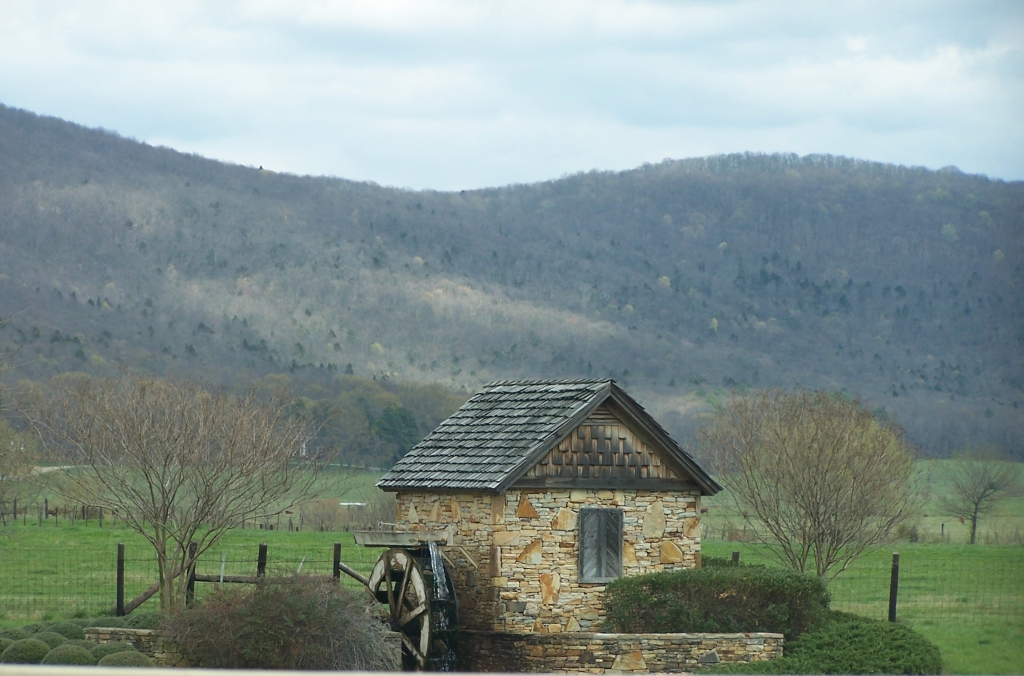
xmin=517 ymin=539 xmax=544 ymax=565
xmin=660 ymin=540 xmax=684 ymax=563
xmin=642 ymin=500 xmax=666 ymax=539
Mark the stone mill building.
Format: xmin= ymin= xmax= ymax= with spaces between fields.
xmin=376 ymin=379 xmax=722 ymax=640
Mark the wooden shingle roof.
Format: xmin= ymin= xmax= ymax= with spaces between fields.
xmin=377 ymin=379 xmax=720 ymax=495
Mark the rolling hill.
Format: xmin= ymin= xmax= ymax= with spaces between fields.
xmin=1 ymin=103 xmax=1021 ymax=458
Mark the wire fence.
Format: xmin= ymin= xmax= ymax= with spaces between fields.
xmin=0 ymin=523 xmax=382 ymax=622
xmin=3 ymin=522 xmax=1022 ymax=627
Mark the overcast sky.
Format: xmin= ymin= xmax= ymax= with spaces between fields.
xmin=2 ymin=1 xmax=1022 ymax=190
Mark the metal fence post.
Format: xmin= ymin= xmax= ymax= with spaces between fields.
xmin=257 ymin=543 xmax=268 ymax=578
xmin=888 ymin=552 xmax=900 ymax=622
xmin=334 ymin=542 xmax=342 ymax=581
xmin=116 ymin=543 xmax=125 ymax=616
xmin=732 ymin=550 xmax=740 ymax=565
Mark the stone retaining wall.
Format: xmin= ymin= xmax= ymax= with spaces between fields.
xmin=84 ymin=627 xmax=187 ymax=667
xmin=460 ymin=630 xmax=784 ymax=673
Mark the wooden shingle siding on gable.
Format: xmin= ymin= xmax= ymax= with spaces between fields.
xmin=520 ymin=405 xmax=682 ymax=484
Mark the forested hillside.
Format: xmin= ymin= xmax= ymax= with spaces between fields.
xmin=1 ymin=104 xmax=1021 ymax=458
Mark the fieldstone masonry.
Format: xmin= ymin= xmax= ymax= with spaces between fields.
xmin=461 ymin=630 xmax=785 ymax=673
xmin=84 ymin=627 xmax=187 ymax=667
xmin=395 ymin=488 xmax=701 ymax=633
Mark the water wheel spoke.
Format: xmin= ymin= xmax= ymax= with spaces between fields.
xmin=397 ymin=601 xmax=428 ymax=628
xmin=400 ymin=632 xmax=427 ymax=669
xmin=384 ymin=555 xmax=396 ymax=614
xmin=395 ymin=554 xmax=413 ymax=616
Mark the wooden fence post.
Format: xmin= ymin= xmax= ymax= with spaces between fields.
xmin=117 ymin=543 xmax=126 ymax=617
xmin=99 ymin=506 xmax=103 ymax=528
xmin=888 ymin=552 xmax=900 ymax=623
xmin=257 ymin=543 xmax=268 ymax=578
xmin=186 ymin=542 xmax=198 ymax=607
xmin=732 ymin=551 xmax=740 ymax=565
xmin=45 ymin=498 xmax=48 ymax=519
xmin=333 ymin=542 xmax=342 ymax=581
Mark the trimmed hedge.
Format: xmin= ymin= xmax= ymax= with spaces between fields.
xmin=710 ymin=611 xmax=941 ymax=674
xmin=31 ymin=631 xmax=67 ymax=649
xmin=0 ymin=638 xmax=52 ymax=664
xmin=0 ymin=639 xmax=12 ymax=654
xmin=98 ymin=650 xmax=155 ymax=667
xmin=87 ymin=616 xmax=128 ymax=628
xmin=48 ymin=621 xmax=86 ymax=640
xmin=604 ymin=557 xmax=829 ymax=639
xmin=0 ymin=628 xmax=28 ymax=641
xmin=63 ymin=639 xmax=98 ymax=650
xmin=41 ymin=644 xmax=97 ymax=665
xmin=124 ymin=611 xmax=166 ymax=629
xmin=91 ymin=642 xmax=137 ymax=661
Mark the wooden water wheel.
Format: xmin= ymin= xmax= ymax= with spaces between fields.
xmin=369 ymin=548 xmax=432 ymax=669
xmin=368 ymin=545 xmax=458 ymax=670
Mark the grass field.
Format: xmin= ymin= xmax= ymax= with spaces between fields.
xmin=2 ymin=460 xmax=1022 ymax=674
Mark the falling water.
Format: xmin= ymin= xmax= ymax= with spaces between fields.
xmin=428 ymin=542 xmax=448 ymax=601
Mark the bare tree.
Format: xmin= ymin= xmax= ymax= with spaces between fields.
xmin=939 ymin=448 xmax=1021 ymax=544
xmin=19 ymin=373 xmax=320 ymax=611
xmin=0 ymin=419 xmax=40 ymax=521
xmin=698 ymin=389 xmax=917 ymax=581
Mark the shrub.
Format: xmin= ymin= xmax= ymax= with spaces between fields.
xmin=711 ymin=612 xmax=941 ymax=674
xmin=0 ymin=639 xmax=12 ymax=654
xmin=124 ymin=611 xmax=166 ymax=629
xmin=68 ymin=618 xmax=101 ymax=627
xmin=63 ymin=639 xmax=98 ymax=650
xmin=41 ymin=644 xmax=97 ymax=665
xmin=18 ymin=623 xmax=47 ymax=635
xmin=85 ymin=616 xmax=127 ymax=628
xmin=0 ymin=638 xmax=52 ymax=664
xmin=0 ymin=628 xmax=28 ymax=641
xmin=167 ymin=574 xmax=397 ymax=671
xmin=92 ymin=642 xmax=137 ymax=660
xmin=98 ymin=650 xmax=155 ymax=667
xmin=31 ymin=632 xmax=67 ymax=649
xmin=604 ymin=558 xmax=829 ymax=639
xmin=47 ymin=621 xmax=86 ymax=640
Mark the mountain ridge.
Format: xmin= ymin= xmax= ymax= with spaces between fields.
xmin=1 ymin=103 xmax=1021 ymax=458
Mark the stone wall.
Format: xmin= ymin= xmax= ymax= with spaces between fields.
xmin=84 ymin=627 xmax=187 ymax=667
xmin=395 ymin=488 xmax=701 ymax=633
xmin=460 ymin=630 xmax=784 ymax=673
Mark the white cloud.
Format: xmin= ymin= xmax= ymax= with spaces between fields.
xmin=1 ymin=0 xmax=1021 ymax=188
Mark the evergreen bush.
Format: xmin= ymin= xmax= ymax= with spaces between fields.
xmin=124 ymin=611 xmax=165 ymax=629
xmin=31 ymin=631 xmax=67 ymax=649
xmin=97 ymin=650 xmax=155 ymax=667
xmin=0 ymin=628 xmax=28 ymax=641
xmin=86 ymin=615 xmax=127 ymax=628
xmin=604 ymin=558 xmax=829 ymax=639
xmin=40 ymin=644 xmax=97 ymax=665
xmin=48 ymin=621 xmax=86 ymax=640
xmin=0 ymin=638 xmax=52 ymax=664
xmin=91 ymin=642 xmax=136 ymax=660
xmin=18 ymin=623 xmax=47 ymax=635
xmin=63 ymin=639 xmax=98 ymax=650
xmin=0 ymin=639 xmax=12 ymax=655
xmin=710 ymin=611 xmax=941 ymax=674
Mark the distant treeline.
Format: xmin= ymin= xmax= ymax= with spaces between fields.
xmin=0 ymin=104 xmax=1021 ymax=457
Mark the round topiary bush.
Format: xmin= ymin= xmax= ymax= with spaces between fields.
xmin=31 ymin=632 xmax=67 ymax=649
xmin=63 ymin=639 xmax=97 ymax=650
xmin=91 ymin=642 xmax=136 ymax=661
xmin=124 ymin=612 xmax=165 ymax=629
xmin=0 ymin=638 xmax=52 ymax=664
xmin=41 ymin=644 xmax=97 ymax=665
xmin=85 ymin=615 xmax=127 ymax=628
xmin=98 ymin=650 xmax=155 ymax=667
xmin=47 ymin=621 xmax=86 ymax=640
xmin=0 ymin=639 xmax=13 ymax=654
xmin=18 ymin=623 xmax=47 ymax=635
xmin=0 ymin=628 xmax=28 ymax=641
